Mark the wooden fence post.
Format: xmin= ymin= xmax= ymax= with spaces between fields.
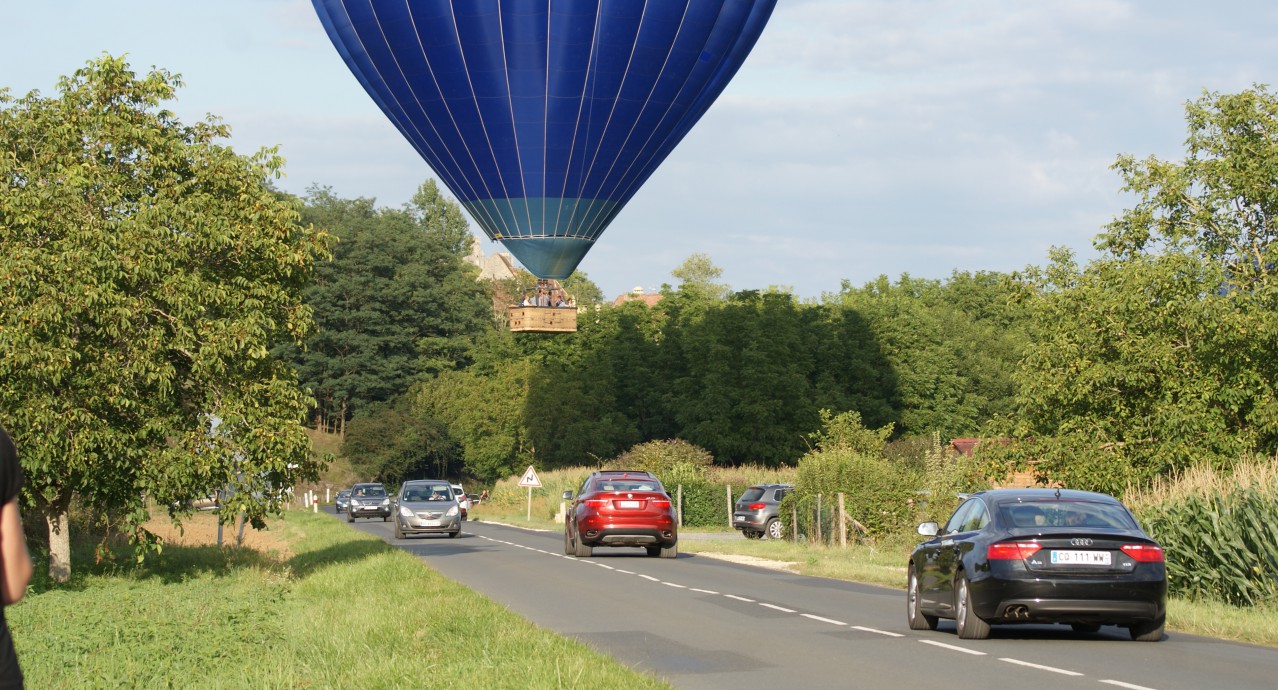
xmin=838 ymin=493 xmax=847 ymax=548
xmin=726 ymin=485 xmax=733 ymax=528
xmin=792 ymin=505 xmax=799 ymax=541
xmin=816 ymin=493 xmax=823 ymax=544
xmin=677 ymin=484 xmax=683 ymax=528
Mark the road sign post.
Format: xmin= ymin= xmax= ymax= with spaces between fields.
xmin=518 ymin=465 xmax=541 ymax=521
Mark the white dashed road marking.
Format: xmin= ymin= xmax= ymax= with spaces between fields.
xmin=852 ymin=625 xmax=904 ymax=637
xmin=999 ymin=658 xmax=1083 ymax=676
xmin=919 ymin=639 xmax=987 ymax=655
xmin=802 ymin=614 xmax=847 ymax=626
xmin=1100 ymin=681 xmax=1160 ymax=690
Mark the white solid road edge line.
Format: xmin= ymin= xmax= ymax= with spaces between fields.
xmin=918 ymin=639 xmax=987 ymax=655
xmin=998 ymin=658 xmax=1083 ymax=676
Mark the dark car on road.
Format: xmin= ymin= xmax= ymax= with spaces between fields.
xmin=334 ymin=488 xmax=351 ymax=514
xmin=346 ymin=482 xmax=391 ymax=522
xmin=393 ymin=480 xmax=462 ymax=539
xmin=563 ymin=470 xmax=678 ymax=558
xmin=733 ymin=483 xmax=792 ymax=540
xmin=907 ymin=488 xmax=1166 ymax=641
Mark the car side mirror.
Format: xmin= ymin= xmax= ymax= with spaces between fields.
xmin=917 ymin=521 xmax=939 ymax=537
xmin=562 ymin=490 xmax=574 ymax=500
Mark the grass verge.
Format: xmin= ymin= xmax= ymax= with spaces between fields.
xmin=10 ymin=511 xmax=671 ymax=689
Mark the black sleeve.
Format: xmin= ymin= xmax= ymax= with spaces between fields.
xmin=0 ymin=428 xmax=23 ymax=505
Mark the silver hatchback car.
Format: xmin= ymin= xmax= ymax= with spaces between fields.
xmin=393 ymin=480 xmax=462 ymax=539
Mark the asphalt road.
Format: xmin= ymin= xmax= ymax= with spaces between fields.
xmin=339 ymin=510 xmax=1278 ymax=690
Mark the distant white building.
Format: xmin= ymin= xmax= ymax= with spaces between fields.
xmin=464 ymin=239 xmax=518 ymax=281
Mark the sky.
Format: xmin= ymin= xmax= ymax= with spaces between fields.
xmin=5 ymin=1 xmax=1277 ymax=302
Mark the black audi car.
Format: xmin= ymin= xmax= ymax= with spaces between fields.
xmin=907 ymin=488 xmax=1166 ymax=641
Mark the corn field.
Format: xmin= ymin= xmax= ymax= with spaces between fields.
xmin=1127 ymin=458 xmax=1278 ymax=606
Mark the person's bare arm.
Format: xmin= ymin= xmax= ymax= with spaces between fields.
xmin=0 ymin=498 xmax=32 ymax=605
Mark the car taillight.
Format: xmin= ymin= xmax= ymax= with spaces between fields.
xmin=747 ymin=502 xmax=766 ymax=510
xmin=651 ymin=498 xmax=671 ymax=508
xmin=988 ymin=542 xmax=1042 ymax=560
xmin=1121 ymin=544 xmax=1164 ymax=562
xmin=583 ymin=499 xmax=610 ymax=508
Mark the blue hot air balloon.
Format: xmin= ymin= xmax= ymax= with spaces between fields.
xmin=312 ymin=0 xmax=777 ymax=279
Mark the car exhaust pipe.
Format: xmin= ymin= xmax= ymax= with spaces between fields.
xmin=1004 ymin=605 xmax=1030 ymax=619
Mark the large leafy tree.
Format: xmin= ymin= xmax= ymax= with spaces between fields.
xmin=414 ymin=357 xmax=535 ymax=482
xmin=0 ymin=56 xmax=329 ymax=580
xmin=838 ymin=274 xmax=1015 ymax=438
xmin=1002 ymin=86 xmax=1278 ymax=492
xmin=286 ymin=182 xmax=492 ymax=434
xmin=672 ymin=291 xmax=817 ymax=465
xmin=342 ymin=399 xmax=457 ymax=483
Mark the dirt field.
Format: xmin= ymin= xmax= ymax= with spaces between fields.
xmin=144 ymin=510 xmax=293 ymax=557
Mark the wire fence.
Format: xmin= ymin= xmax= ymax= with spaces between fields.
xmin=675 ymin=485 xmax=918 ymax=546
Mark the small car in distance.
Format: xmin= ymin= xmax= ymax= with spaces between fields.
xmin=733 ymin=483 xmax=792 ymax=540
xmin=334 ymin=489 xmax=351 ymax=514
xmin=907 ymin=488 xmax=1166 ymax=641
xmin=563 ymin=470 xmax=677 ymax=558
xmin=452 ymin=483 xmax=470 ymax=520
xmin=346 ymin=483 xmax=391 ymax=522
xmin=394 ymin=480 xmax=462 ymax=539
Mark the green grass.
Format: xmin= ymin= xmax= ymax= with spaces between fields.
xmin=474 ymin=506 xmax=1278 ymax=648
xmin=10 ymin=512 xmax=671 ymax=689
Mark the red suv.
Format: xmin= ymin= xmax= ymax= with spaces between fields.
xmin=563 ymin=470 xmax=678 ymax=558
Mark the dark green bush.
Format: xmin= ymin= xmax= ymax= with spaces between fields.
xmin=792 ymin=449 xmax=917 ymax=538
xmin=664 ymin=478 xmax=727 ymax=528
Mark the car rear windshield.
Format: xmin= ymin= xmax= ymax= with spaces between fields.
xmin=999 ymin=500 xmax=1138 ymax=529
xmin=739 ymin=488 xmax=767 ymax=502
xmin=596 ymin=480 xmax=664 ymax=492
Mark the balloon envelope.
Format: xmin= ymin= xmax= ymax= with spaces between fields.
xmin=313 ymin=0 xmax=777 ymax=279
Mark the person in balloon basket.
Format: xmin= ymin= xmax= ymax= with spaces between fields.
xmin=0 ymin=426 xmax=33 ymax=689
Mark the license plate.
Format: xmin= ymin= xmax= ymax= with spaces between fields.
xmin=616 ymin=500 xmax=641 ymax=509
xmin=1051 ymin=550 xmax=1111 ymax=565
xmin=735 ymin=516 xmax=745 ymax=522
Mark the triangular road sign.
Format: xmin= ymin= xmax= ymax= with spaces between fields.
xmin=518 ymin=465 xmax=541 ymax=488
